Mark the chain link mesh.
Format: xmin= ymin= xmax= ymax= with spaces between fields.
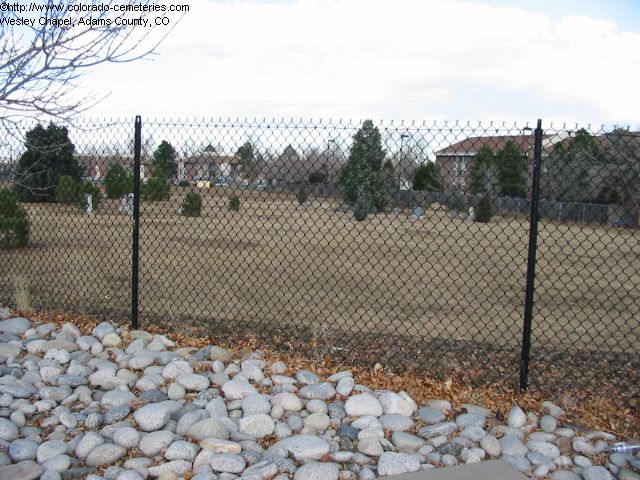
xmin=0 ymin=118 xmax=638 ymax=397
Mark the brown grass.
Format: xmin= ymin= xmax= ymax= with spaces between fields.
xmin=1 ymin=187 xmax=639 ymax=392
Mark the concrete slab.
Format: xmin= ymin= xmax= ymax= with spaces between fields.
xmin=383 ymin=460 xmax=530 ymax=480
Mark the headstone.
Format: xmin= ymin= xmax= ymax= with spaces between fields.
xmin=468 ymin=206 xmax=475 ymax=221
xmin=86 ymin=194 xmax=93 ymax=214
xmin=411 ymin=206 xmax=424 ymax=219
xmin=119 ymin=193 xmax=134 ymax=216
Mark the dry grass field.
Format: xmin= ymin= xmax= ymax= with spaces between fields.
xmin=2 ymin=187 xmax=639 ymax=367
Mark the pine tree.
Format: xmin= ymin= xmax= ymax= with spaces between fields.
xmin=152 ymin=140 xmax=178 ymax=179
xmin=14 ymin=123 xmax=82 ymax=202
xmin=339 ymin=120 xmax=390 ymax=213
xmin=104 ymin=164 xmax=133 ymax=199
xmin=496 ymin=141 xmax=526 ymax=198
xmin=469 ymin=146 xmax=493 ymax=195
xmin=475 ymin=194 xmax=493 ymax=222
xmin=412 ymin=162 xmax=441 ymax=192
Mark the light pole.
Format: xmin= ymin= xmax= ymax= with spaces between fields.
xmin=399 ymin=133 xmax=411 ymax=188
xmin=400 ymin=133 xmax=411 ymax=209
xmin=327 ymin=139 xmax=337 ymax=188
xmin=522 ymin=127 xmax=534 ymax=197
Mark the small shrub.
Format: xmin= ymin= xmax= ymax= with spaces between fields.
xmin=181 ymin=191 xmax=202 ymax=217
xmin=450 ymin=193 xmax=466 ymax=212
xmin=475 ymin=194 xmax=493 ymax=223
xmin=55 ymin=175 xmax=77 ymax=204
xmin=142 ymin=173 xmax=171 ymax=202
xmin=0 ymin=189 xmax=29 ymax=248
xmin=308 ymin=170 xmax=327 ymax=184
xmin=296 ymin=189 xmax=308 ymax=205
xmin=76 ymin=182 xmax=102 ymax=210
xmin=104 ymin=164 xmax=133 ymax=199
xmin=228 ymin=194 xmax=240 ymax=211
xmin=353 ymin=187 xmax=371 ymax=221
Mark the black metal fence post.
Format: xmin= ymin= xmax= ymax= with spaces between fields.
xmin=131 ymin=115 xmax=142 ymax=330
xmin=520 ymin=119 xmax=543 ymax=391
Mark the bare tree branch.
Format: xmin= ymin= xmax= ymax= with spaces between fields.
xmin=0 ymin=1 xmax=184 ymax=127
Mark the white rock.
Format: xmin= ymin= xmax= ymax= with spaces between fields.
xmin=582 ymin=466 xmax=614 ymax=480
xmin=526 ymin=440 xmax=560 ymax=459
xmin=101 ymin=390 xmax=135 ymax=409
xmin=113 ymin=427 xmax=140 ymax=449
xmin=272 ymin=392 xmax=303 ymax=412
xmin=139 ymin=430 xmax=174 ymax=457
xmin=540 ymin=415 xmax=557 ymax=433
xmin=168 ymin=382 xmax=186 ymax=400
xmin=75 ymin=433 xmax=104 ymax=459
xmin=210 ymin=453 xmax=246 ymax=473
xmin=164 ymin=440 xmax=199 ymax=461
xmin=378 ymin=392 xmax=413 ymax=416
xmin=102 ymin=333 xmax=122 ymax=347
xmin=336 ymin=377 xmax=355 ymax=396
xmin=499 ymin=436 xmax=528 ymax=456
xmin=92 ymin=322 xmax=116 ymax=339
xmin=268 ymin=434 xmax=330 ymax=461
xmin=239 ymin=414 xmax=275 ymax=438
xmin=221 ymin=378 xmax=258 ymax=400
xmin=133 ymin=403 xmax=171 ymax=432
xmin=242 ymin=394 xmax=271 ymax=415
xmin=188 ymin=418 xmax=230 ymax=441
xmin=200 ymin=438 xmax=242 ymax=454
xmin=358 ymin=437 xmax=384 ymax=456
xmin=0 ymin=418 xmax=19 ymax=441
xmin=147 ymin=460 xmax=192 ymax=477
xmin=345 ymin=393 xmax=383 ymax=417
xmin=161 ymin=360 xmax=193 ymax=380
xmin=480 ymin=435 xmax=501 ymax=457
xmin=304 ymin=413 xmax=331 ymax=432
xmin=294 ymin=462 xmax=340 ymax=480
xmin=37 ymin=440 xmax=68 ymax=464
xmin=177 ymin=373 xmax=210 ymax=392
xmin=85 ymin=444 xmax=126 ymax=466
xmin=507 ymin=406 xmax=527 ymax=428
xmin=378 ymin=452 xmax=421 ymax=476
xmin=8 ymin=439 xmax=38 ymax=462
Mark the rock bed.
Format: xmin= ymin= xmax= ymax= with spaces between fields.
xmin=0 ymin=310 xmax=638 ymax=480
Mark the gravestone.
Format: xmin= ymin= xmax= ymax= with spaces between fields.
xmin=411 ymin=206 xmax=424 ymax=220
xmin=468 ymin=206 xmax=475 ymax=221
xmin=119 ymin=193 xmax=134 ymax=216
xmin=86 ymin=194 xmax=93 ymax=214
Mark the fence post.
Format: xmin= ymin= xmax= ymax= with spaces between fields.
xmin=131 ymin=116 xmax=142 ymax=330
xmin=519 ymin=119 xmax=543 ymax=391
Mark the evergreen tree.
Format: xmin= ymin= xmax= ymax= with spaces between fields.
xmin=496 ymin=140 xmax=526 ymax=198
xmin=0 ymin=189 xmax=29 ymax=248
xmin=475 ymin=194 xmax=493 ymax=223
xmin=104 ymin=164 xmax=133 ymax=199
xmin=235 ymin=141 xmax=255 ymax=179
xmin=543 ymin=129 xmax=602 ymax=202
xmin=469 ymin=146 xmax=493 ymax=195
xmin=339 ymin=120 xmax=389 ymax=213
xmin=55 ymin=175 xmax=77 ymax=204
xmin=14 ymin=123 xmax=82 ymax=202
xmin=412 ymin=162 xmax=441 ymax=192
xmin=152 ymin=140 xmax=178 ymax=179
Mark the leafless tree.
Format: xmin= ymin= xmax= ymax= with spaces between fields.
xmin=0 ymin=1 xmax=185 ymax=130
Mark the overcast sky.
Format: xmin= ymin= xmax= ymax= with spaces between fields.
xmin=86 ymin=0 xmax=640 ymax=127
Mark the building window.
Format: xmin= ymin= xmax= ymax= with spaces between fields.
xmin=453 ymin=158 xmax=467 ymax=190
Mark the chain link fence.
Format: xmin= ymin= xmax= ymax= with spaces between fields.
xmin=1 ymin=117 xmax=638 ymax=396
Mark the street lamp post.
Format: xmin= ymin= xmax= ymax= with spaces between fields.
xmin=400 ymin=133 xmax=411 ymax=209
